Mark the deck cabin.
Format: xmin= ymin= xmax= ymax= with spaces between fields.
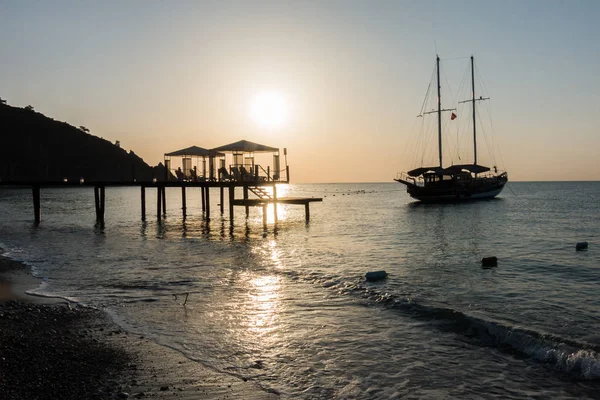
xmin=164 ymin=140 xmax=288 ymax=183
xmin=163 ymin=146 xmax=224 ymax=182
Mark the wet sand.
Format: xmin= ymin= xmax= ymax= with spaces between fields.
xmin=0 ymin=256 xmax=279 ymax=400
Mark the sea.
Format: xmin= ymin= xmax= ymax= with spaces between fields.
xmin=0 ymin=182 xmax=599 ymax=399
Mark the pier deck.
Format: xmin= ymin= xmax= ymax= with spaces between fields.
xmin=0 ymin=180 xmax=322 ymax=227
xmin=231 ymin=197 xmax=322 ymax=206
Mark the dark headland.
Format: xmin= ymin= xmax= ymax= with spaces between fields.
xmin=0 ymin=102 xmax=164 ymax=182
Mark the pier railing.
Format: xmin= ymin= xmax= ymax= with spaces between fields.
xmin=396 ymin=172 xmax=423 ymax=186
xmin=217 ymin=164 xmax=289 ymax=183
xmin=165 ymin=163 xmax=290 ymax=183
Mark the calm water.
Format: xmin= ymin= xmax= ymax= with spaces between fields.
xmin=1 ymin=182 xmax=599 ymax=399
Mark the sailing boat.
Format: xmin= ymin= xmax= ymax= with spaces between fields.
xmin=395 ymin=55 xmax=508 ymax=202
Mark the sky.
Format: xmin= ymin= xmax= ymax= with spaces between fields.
xmin=1 ymin=0 xmax=599 ymax=182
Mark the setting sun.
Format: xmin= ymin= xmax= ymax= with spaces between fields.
xmin=250 ymin=91 xmax=288 ymax=129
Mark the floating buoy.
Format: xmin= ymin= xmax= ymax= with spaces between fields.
xmin=481 ymin=256 xmax=498 ymax=268
xmin=365 ymin=270 xmax=388 ymax=282
xmin=576 ymin=242 xmax=588 ymax=251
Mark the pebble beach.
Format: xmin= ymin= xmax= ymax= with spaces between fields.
xmin=0 ymin=256 xmax=278 ymax=400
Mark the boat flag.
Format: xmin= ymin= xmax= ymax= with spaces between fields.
xmin=451 ymin=112 xmax=457 ymax=120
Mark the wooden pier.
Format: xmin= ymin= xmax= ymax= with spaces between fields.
xmin=0 ymin=140 xmax=322 ymax=228
xmin=0 ymin=180 xmax=322 ymax=227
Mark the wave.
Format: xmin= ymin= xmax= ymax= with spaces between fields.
xmin=282 ymin=269 xmax=600 ymax=380
xmin=103 ymin=279 xmax=196 ymax=291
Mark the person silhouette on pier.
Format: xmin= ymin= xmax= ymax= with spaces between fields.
xmin=175 ymin=167 xmax=184 ymax=181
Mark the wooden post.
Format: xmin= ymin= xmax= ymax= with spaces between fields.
xmin=94 ymin=186 xmax=101 ymax=223
xmin=156 ymin=186 xmax=162 ymax=219
xmin=305 ymin=203 xmax=310 ymax=222
xmin=100 ymin=186 xmax=106 ymax=223
xmin=205 ymin=186 xmax=211 ymax=221
xmin=273 ymin=184 xmax=278 ymax=225
xmin=262 ymin=204 xmax=267 ymax=229
xmin=32 ymin=185 xmax=41 ymax=224
xmin=141 ymin=186 xmax=146 ymax=221
xmin=181 ymin=186 xmax=187 ymax=219
xmin=220 ymin=187 xmax=224 ymax=214
xmin=286 ymin=165 xmax=290 ymax=182
xmin=94 ymin=186 xmax=105 ymax=224
xmin=228 ymin=185 xmax=234 ymax=225
xmin=161 ymin=186 xmax=166 ymax=216
xmin=201 ymin=186 xmax=206 ymax=212
xmin=243 ymin=186 xmax=249 ymax=217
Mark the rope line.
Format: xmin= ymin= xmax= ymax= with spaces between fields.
xmin=288 ymin=188 xmax=405 ymax=196
xmin=502 ymin=243 xmax=595 ymax=260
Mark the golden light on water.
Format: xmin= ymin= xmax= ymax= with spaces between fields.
xmin=263 ymin=204 xmax=288 ymax=224
xmin=268 ymin=239 xmax=283 ymax=268
xmin=250 ymin=91 xmax=288 ymax=129
xmin=262 ymin=184 xmax=290 ymax=224
xmin=247 ymin=275 xmax=281 ymax=334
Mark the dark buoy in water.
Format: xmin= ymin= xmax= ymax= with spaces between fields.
xmin=481 ymin=257 xmax=498 ymax=268
xmin=576 ymin=242 xmax=588 ymax=251
xmin=365 ymin=271 xmax=388 ymax=282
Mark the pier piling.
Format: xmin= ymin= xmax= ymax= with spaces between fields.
xmin=243 ymin=186 xmax=249 ymax=217
xmin=156 ymin=186 xmax=162 ymax=219
xmin=273 ymin=184 xmax=278 ymax=225
xmin=220 ymin=187 xmax=224 ymax=214
xmin=94 ymin=186 xmax=105 ymax=224
xmin=141 ymin=186 xmax=146 ymax=221
xmin=101 ymin=186 xmax=105 ymax=222
xmin=205 ymin=187 xmax=210 ymax=221
xmin=32 ymin=185 xmax=41 ymax=224
xmin=161 ymin=187 xmax=166 ymax=216
xmin=228 ymin=186 xmax=234 ymax=225
xmin=94 ymin=187 xmax=99 ymax=218
xmin=181 ymin=186 xmax=187 ymax=219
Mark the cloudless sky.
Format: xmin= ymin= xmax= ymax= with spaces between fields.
xmin=1 ymin=0 xmax=599 ymax=182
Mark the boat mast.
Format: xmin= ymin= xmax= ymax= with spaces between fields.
xmin=437 ymin=55 xmax=442 ymax=168
xmin=471 ymin=55 xmax=477 ymax=166
xmin=459 ymin=56 xmax=488 ymax=169
xmin=422 ymin=55 xmax=455 ymax=168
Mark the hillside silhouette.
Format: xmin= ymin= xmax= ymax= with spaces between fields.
xmin=0 ymin=103 xmax=164 ymax=182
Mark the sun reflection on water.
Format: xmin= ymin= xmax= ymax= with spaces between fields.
xmin=247 ymin=275 xmax=281 ymax=337
xmin=262 ymin=184 xmax=290 ymax=225
xmin=268 ymin=239 xmax=283 ymax=268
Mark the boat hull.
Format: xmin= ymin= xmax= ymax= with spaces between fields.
xmin=395 ymin=176 xmax=507 ymax=203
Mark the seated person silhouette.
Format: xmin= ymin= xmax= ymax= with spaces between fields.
xmin=240 ymin=166 xmax=254 ymax=181
xmin=175 ymin=167 xmax=185 ymax=181
xmin=230 ymin=166 xmax=242 ymax=181
xmin=218 ymin=167 xmax=231 ymax=181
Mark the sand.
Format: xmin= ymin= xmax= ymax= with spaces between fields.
xmin=0 ymin=255 xmax=279 ymax=400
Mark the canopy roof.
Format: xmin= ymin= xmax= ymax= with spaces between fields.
xmin=442 ymin=164 xmax=490 ymax=175
xmin=407 ymin=166 xmax=442 ymax=177
xmin=408 ymin=164 xmax=490 ymax=177
xmin=211 ymin=139 xmax=278 ymax=153
xmin=165 ymin=146 xmax=224 ymax=157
